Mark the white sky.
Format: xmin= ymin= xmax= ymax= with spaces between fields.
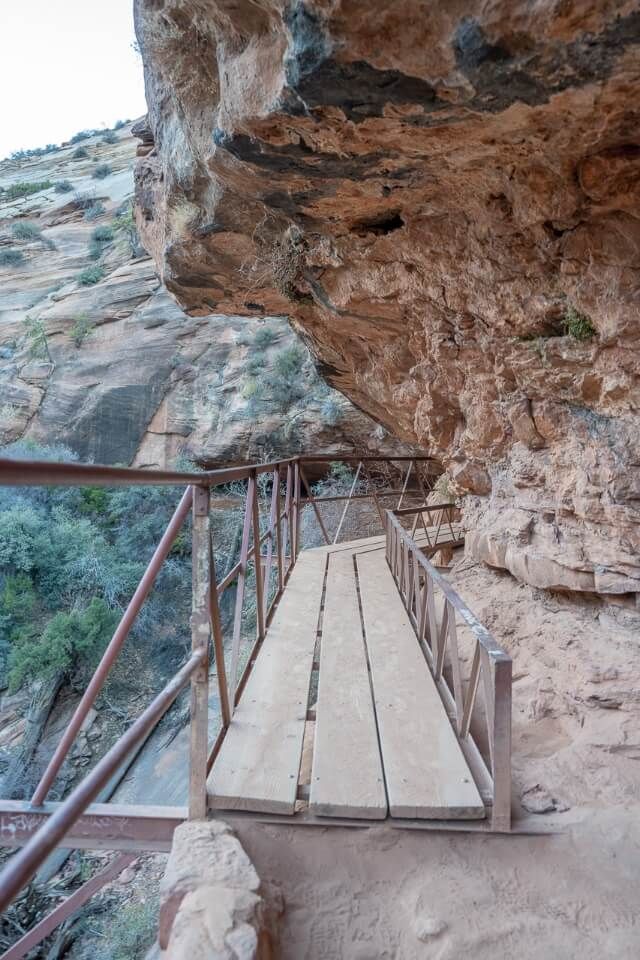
xmin=0 ymin=0 xmax=147 ymax=158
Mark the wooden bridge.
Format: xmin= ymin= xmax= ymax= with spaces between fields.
xmin=0 ymin=454 xmax=511 ymax=958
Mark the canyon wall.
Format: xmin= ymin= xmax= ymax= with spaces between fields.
xmin=133 ymin=0 xmax=640 ymax=595
xmin=0 ymin=126 xmax=403 ymax=467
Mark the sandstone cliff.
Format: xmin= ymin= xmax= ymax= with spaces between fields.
xmin=0 ymin=126 xmax=403 ymax=467
xmin=132 ymin=0 xmax=640 ymax=596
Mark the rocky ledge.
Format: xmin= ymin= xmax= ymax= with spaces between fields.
xmin=132 ymin=0 xmax=640 ymax=597
xmin=0 ymin=125 xmax=408 ymax=466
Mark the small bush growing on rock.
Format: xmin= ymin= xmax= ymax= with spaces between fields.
xmin=242 ymin=378 xmax=259 ymax=400
xmin=54 ymin=179 xmax=74 ymax=193
xmin=0 ymin=248 xmax=25 ymax=266
xmin=11 ymin=221 xmax=41 ymax=241
xmin=88 ymin=242 xmax=103 ymax=261
xmin=23 ymin=315 xmax=52 ymax=362
xmin=8 ymin=597 xmax=118 ymax=691
xmin=77 ymin=265 xmax=104 ymax=286
xmin=253 ymin=325 xmax=277 ymax=349
xmin=274 ymin=344 xmax=306 ymax=378
xmin=70 ymin=129 xmax=95 ymax=144
xmin=92 ymin=225 xmax=114 ymax=243
xmin=246 ymin=355 xmax=264 ymax=375
xmin=432 ymin=473 xmax=455 ymax=503
xmin=112 ymin=203 xmax=142 ymax=257
xmin=320 ymin=395 xmax=342 ymax=426
xmin=563 ymin=305 xmax=596 ymax=341
xmin=92 ymin=164 xmax=113 ymax=180
xmin=72 ymin=146 xmax=89 ymax=159
xmin=101 ymin=129 xmax=118 ymax=144
xmin=259 ymin=371 xmax=305 ymax=410
xmin=9 ymin=143 xmax=59 ymax=161
xmin=69 ymin=314 xmax=95 ymax=347
xmin=1 ymin=180 xmax=53 ymax=200
xmin=83 ymin=202 xmax=106 ymax=221
xmin=113 ymin=119 xmax=130 ymax=130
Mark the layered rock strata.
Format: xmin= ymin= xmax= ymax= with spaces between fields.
xmin=132 ymin=0 xmax=640 ymax=595
xmin=0 ymin=126 xmax=405 ymax=466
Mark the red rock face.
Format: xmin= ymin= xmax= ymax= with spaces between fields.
xmin=133 ymin=0 xmax=640 ymax=596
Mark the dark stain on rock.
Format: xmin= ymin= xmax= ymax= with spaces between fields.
xmin=284 ymin=2 xmax=331 ymax=86
xmin=454 ymin=12 xmax=640 ymax=113
xmin=223 ymin=134 xmax=392 ymax=180
xmin=280 ymin=11 xmax=640 ymax=123
xmin=285 ymin=57 xmax=439 ymax=119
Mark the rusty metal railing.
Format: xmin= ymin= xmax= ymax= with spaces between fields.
xmin=0 ymin=452 xmax=438 ymax=944
xmin=385 ymin=507 xmax=512 ymax=831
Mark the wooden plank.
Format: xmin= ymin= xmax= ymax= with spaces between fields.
xmin=306 ymin=523 xmax=462 ymax=557
xmin=357 ymin=550 xmax=485 ymax=820
xmin=310 ymin=553 xmax=387 ymax=819
xmin=207 ymin=551 xmax=325 ymax=814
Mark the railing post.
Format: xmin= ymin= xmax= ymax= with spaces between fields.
xmin=491 ymin=656 xmax=512 ymax=831
xmin=293 ymin=459 xmax=301 ymax=561
xmin=189 ymin=485 xmax=210 ymax=820
xmin=251 ymin=470 xmax=266 ymax=642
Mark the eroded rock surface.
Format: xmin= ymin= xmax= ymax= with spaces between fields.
xmin=133 ymin=0 xmax=640 ymax=594
xmin=0 ymin=127 xmax=406 ymax=466
xmin=149 ymin=820 xmax=280 ymax=960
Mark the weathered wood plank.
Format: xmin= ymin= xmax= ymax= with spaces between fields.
xmin=306 ymin=523 xmax=462 ymax=557
xmin=357 ymin=551 xmax=485 ymax=820
xmin=207 ymin=552 xmax=325 ymax=814
xmin=310 ymin=553 xmax=387 ymax=819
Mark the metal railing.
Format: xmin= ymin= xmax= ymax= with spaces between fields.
xmin=385 ymin=506 xmax=512 ymax=831
xmin=0 ymin=453 xmax=437 ymax=942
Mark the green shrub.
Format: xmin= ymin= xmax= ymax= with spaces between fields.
xmin=78 ymin=487 xmax=109 ymax=515
xmin=94 ymin=896 xmax=158 ymax=960
xmin=320 ymin=395 xmax=341 ymax=426
xmin=70 ymin=129 xmax=95 ymax=144
xmin=112 ymin=203 xmax=141 ymax=256
xmin=23 ymin=314 xmax=52 ymax=361
xmin=88 ymin=242 xmax=103 ymax=260
xmin=92 ymin=164 xmax=112 ymax=180
xmin=563 ymin=305 xmax=596 ymax=341
xmin=258 ymin=371 xmax=305 ymax=409
xmin=0 ymin=248 xmax=25 ymax=266
xmin=83 ymin=202 xmax=106 ymax=221
xmin=8 ymin=597 xmax=119 ymax=691
xmin=92 ymin=225 xmax=114 ymax=243
xmin=70 ymin=314 xmax=95 ymax=347
xmin=77 ymin=265 xmax=104 ymax=286
xmin=101 ymin=130 xmax=118 ymax=144
xmin=113 ymin=119 xmax=130 ymax=130
xmin=1 ymin=180 xmax=53 ymax=200
xmin=273 ymin=344 xmax=306 ymax=378
xmin=242 ymin=378 xmax=259 ymax=400
xmin=11 ymin=221 xmax=41 ymax=241
xmin=54 ymin=179 xmax=74 ymax=193
xmin=246 ymin=355 xmax=264 ymax=375
xmin=9 ymin=143 xmax=59 ymax=161
xmin=253 ymin=326 xmax=277 ymax=349
xmin=72 ymin=146 xmax=89 ymax=159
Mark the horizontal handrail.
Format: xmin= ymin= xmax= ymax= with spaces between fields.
xmin=0 ymin=456 xmax=297 ymax=488
xmin=393 ymin=502 xmax=457 ymax=517
xmin=0 ymin=648 xmax=206 ymax=914
xmin=0 ymin=454 xmax=437 ymax=489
